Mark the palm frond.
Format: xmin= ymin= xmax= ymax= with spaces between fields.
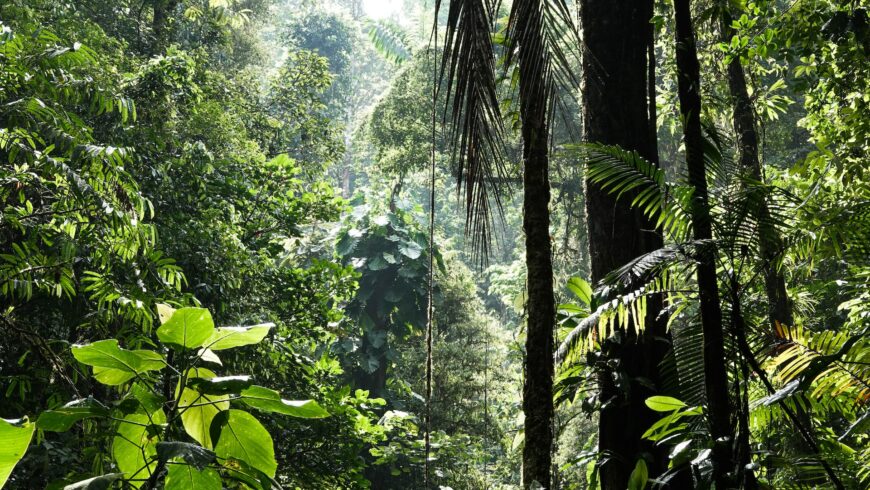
xmin=556 ymin=270 xmax=680 ymax=365
xmin=762 ymin=323 xmax=870 ymax=406
xmin=555 ymin=240 xmax=713 ymax=366
xmin=788 ymin=198 xmax=870 ymax=267
xmin=567 ymin=142 xmax=694 ymax=241
xmin=502 ymin=0 xmax=580 ymax=99
xmin=671 ymin=320 xmax=707 ymax=407
xmin=436 ymin=0 xmax=508 ymax=255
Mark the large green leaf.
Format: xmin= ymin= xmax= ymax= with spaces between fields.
xmin=156 ymin=442 xmax=216 ymax=470
xmin=627 ymin=458 xmax=649 ymax=490
xmin=37 ymin=398 xmax=110 ymax=432
xmin=179 ymin=369 xmax=228 ymax=449
xmin=112 ymin=409 xmax=165 ymax=487
xmin=221 ymin=457 xmax=274 ymax=490
xmin=130 ymin=383 xmax=165 ymax=415
xmin=644 ymin=396 xmax=687 ymax=412
xmin=157 ymin=307 xmax=215 ymax=350
xmin=566 ymin=277 xmax=593 ymax=306
xmin=202 ymin=324 xmax=274 ymax=351
xmin=211 ymin=410 xmax=277 ymax=478
xmin=188 ymin=376 xmax=254 ymax=396
xmin=62 ymin=473 xmax=123 ymax=490
xmin=164 ymin=464 xmax=221 ymax=490
xmin=91 ymin=349 xmax=165 ymax=386
xmin=156 ymin=303 xmax=176 ymax=324
xmin=239 ymin=386 xmax=330 ymax=418
xmin=398 ymin=241 xmax=423 ymax=259
xmin=92 ymin=367 xmax=136 ymax=386
xmin=71 ymin=340 xmax=165 ymax=380
xmin=0 ymin=418 xmax=34 ymax=488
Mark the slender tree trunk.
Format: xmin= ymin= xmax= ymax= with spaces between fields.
xmin=719 ymin=8 xmax=793 ymax=330
xmin=579 ymin=1 xmax=670 ymax=487
xmin=672 ymin=0 xmax=736 ymax=487
xmin=719 ymin=6 xmax=793 ymax=487
xmin=519 ymin=26 xmax=556 ymax=490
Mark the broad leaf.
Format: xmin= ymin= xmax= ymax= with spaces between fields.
xmin=644 ymin=396 xmax=687 ymax=412
xmin=188 ymin=376 xmax=254 ymax=396
xmin=203 ymin=324 xmax=274 ymax=351
xmin=165 ymin=464 xmax=221 ymax=490
xmin=566 ymin=277 xmax=593 ymax=306
xmin=92 ymin=367 xmax=136 ymax=386
xmin=211 ymin=410 xmax=277 ymax=478
xmin=156 ymin=441 xmax=216 ymax=470
xmin=157 ymin=307 xmax=215 ymax=350
xmin=239 ymin=386 xmax=330 ymax=418
xmin=130 ymin=383 xmax=165 ymax=415
xmin=37 ymin=398 xmax=109 ymax=432
xmin=135 ymin=350 xmax=168 ymax=371
xmin=627 ymin=458 xmax=648 ymax=490
xmin=179 ymin=369 xmax=228 ymax=449
xmin=198 ymin=348 xmax=222 ymax=365
xmin=398 ymin=242 xmax=422 ymax=259
xmin=0 ymin=418 xmax=34 ymax=488
xmin=71 ymin=340 xmax=165 ymax=379
xmin=112 ymin=410 xmax=165 ymax=487
xmin=62 ymin=473 xmax=123 ymax=490
xmin=221 ymin=457 xmax=274 ymax=490
xmin=156 ymin=303 xmax=176 ymax=324
xmin=89 ymin=349 xmax=166 ymax=385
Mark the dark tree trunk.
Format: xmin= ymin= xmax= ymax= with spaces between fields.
xmin=579 ymin=1 xmax=670 ymax=487
xmin=719 ymin=9 xmax=792 ymax=330
xmin=519 ymin=26 xmax=556 ymax=490
xmin=719 ymin=7 xmax=793 ymax=487
xmin=151 ymin=0 xmax=180 ymax=55
xmin=672 ymin=0 xmax=736 ymax=487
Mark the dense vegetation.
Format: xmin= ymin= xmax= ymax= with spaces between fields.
xmin=0 ymin=0 xmax=867 ymax=488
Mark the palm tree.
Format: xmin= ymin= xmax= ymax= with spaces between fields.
xmin=435 ymin=0 xmax=576 ymax=486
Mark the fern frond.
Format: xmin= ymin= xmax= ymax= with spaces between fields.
xmin=763 ymin=323 xmax=870 ymax=405
xmin=556 ymin=269 xmax=685 ymax=365
xmin=567 ymin=143 xmax=694 ymax=241
xmin=366 ymin=19 xmax=412 ymax=65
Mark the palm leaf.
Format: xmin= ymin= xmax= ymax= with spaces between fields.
xmin=567 ymin=142 xmax=694 ymax=241
xmin=762 ymin=323 xmax=870 ymax=406
xmin=436 ymin=0 xmax=509 ymax=255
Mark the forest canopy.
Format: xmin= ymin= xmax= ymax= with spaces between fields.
xmin=0 ymin=0 xmax=868 ymax=489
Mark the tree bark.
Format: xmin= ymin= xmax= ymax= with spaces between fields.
xmin=672 ymin=0 xmax=736 ymax=487
xmin=579 ymin=1 xmax=670 ymax=487
xmin=719 ymin=8 xmax=793 ymax=330
xmin=519 ymin=22 xmax=556 ymax=490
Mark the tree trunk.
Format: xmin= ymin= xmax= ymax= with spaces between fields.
xmin=672 ymin=0 xmax=736 ymax=487
xmin=719 ymin=8 xmax=793 ymax=330
xmin=519 ymin=30 xmax=556 ymax=490
xmin=152 ymin=0 xmax=180 ymax=55
xmin=579 ymin=1 xmax=670 ymax=487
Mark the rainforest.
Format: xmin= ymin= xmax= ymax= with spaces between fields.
xmin=0 ymin=0 xmax=868 ymax=488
